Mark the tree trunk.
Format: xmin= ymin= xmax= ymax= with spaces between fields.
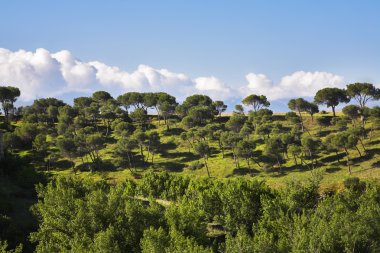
xmin=332 ymin=106 xmax=336 ymax=117
xmin=361 ymin=116 xmax=366 ymax=129
xmin=344 ymin=148 xmax=351 ymax=174
xmin=358 ymin=138 xmax=366 ymax=152
xmin=335 ymin=151 xmax=341 ymax=164
xmin=252 ymin=158 xmax=261 ymax=167
xmin=204 ymin=157 xmax=211 ymax=177
xmin=355 ymin=146 xmax=362 ymax=157
xmin=218 ymin=140 xmax=225 ymax=158
xmin=276 ymin=157 xmax=282 ymax=173
xmin=298 ymin=110 xmax=304 ymax=132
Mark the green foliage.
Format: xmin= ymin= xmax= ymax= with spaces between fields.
xmin=30 ymin=176 xmax=165 ymax=252
xmin=138 ymin=171 xmax=190 ymax=200
xmin=242 ymin=94 xmax=270 ymax=112
xmin=220 ymin=179 xmax=270 ymax=232
xmin=0 ymin=241 xmax=23 ymax=253
xmin=346 ymin=82 xmax=380 ymax=108
xmin=0 ymin=86 xmax=20 ymax=121
xmin=314 ymin=87 xmax=350 ymax=116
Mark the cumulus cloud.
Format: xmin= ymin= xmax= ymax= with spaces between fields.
xmin=0 ymin=47 xmax=347 ymax=105
xmin=0 ymin=48 xmax=234 ymax=102
xmin=240 ymin=71 xmax=344 ymax=100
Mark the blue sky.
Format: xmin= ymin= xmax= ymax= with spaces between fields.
xmin=1 ymin=0 xmax=380 ymax=110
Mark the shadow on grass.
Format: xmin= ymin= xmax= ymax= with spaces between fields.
xmin=315 ymin=130 xmax=333 ymax=137
xmin=367 ymin=147 xmax=380 ymax=156
xmin=372 ymin=160 xmax=380 ymax=168
xmin=325 ymin=166 xmax=342 ymax=173
xmin=367 ymin=139 xmax=380 ymax=146
xmin=320 ymin=153 xmax=346 ymax=163
xmin=178 ymin=152 xmax=198 ymax=163
xmin=157 ymin=161 xmax=185 ymax=172
xmin=159 ymin=142 xmax=177 ymax=152
xmin=351 ymin=151 xmax=376 ymax=164
xmin=209 ymin=147 xmax=220 ymax=157
xmin=231 ymin=167 xmax=260 ymax=176
xmin=162 ymin=127 xmax=184 ymax=136
xmin=55 ymin=159 xmax=74 ymax=170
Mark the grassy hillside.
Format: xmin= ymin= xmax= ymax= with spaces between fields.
xmin=13 ymin=111 xmax=380 ymax=192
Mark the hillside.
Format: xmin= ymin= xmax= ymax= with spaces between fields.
xmin=8 ymin=110 xmax=380 ymax=192
xmin=1 ymin=87 xmax=380 ymax=252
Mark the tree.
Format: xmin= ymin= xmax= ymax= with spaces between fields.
xmin=130 ymin=108 xmax=148 ymax=128
xmin=194 ymin=142 xmax=211 ymax=177
xmin=342 ymin=105 xmax=361 ymax=126
xmin=57 ymin=105 xmax=77 ymax=135
xmin=0 ymin=86 xmax=20 ymax=121
xmin=92 ymin=90 xmax=113 ymax=104
xmin=157 ymin=93 xmax=178 ymax=127
xmin=264 ymin=137 xmax=285 ymax=172
xmin=2 ymin=132 xmax=20 ymax=151
xmin=85 ymin=133 xmax=105 ymax=170
xmin=316 ymin=116 xmax=331 ymax=133
xmin=100 ymin=99 xmax=124 ymax=136
xmin=226 ymin=114 xmax=246 ymax=133
xmin=56 ymin=136 xmax=77 ymax=171
xmin=234 ymin=104 xmax=244 ymax=115
xmin=115 ymin=137 xmax=137 ymax=172
xmin=112 ymin=121 xmax=134 ymax=137
xmin=132 ymin=129 xmax=147 ymax=162
xmin=15 ymin=123 xmax=40 ymax=145
xmin=213 ymin=100 xmax=227 ymax=117
xmin=286 ymin=112 xmax=301 ymax=126
xmin=21 ymin=97 xmax=65 ymax=124
xmin=288 ymin=144 xmax=302 ymax=166
xmin=288 ymin=98 xmax=309 ymax=132
xmin=242 ymin=94 xmax=270 ymax=112
xmin=146 ymin=131 xmax=160 ymax=163
xmin=239 ymin=122 xmax=253 ymax=139
xmin=186 ymin=106 xmax=214 ymax=126
xmin=32 ymin=134 xmax=49 ymax=154
xmin=236 ymin=140 xmax=258 ymax=169
xmin=222 ymin=132 xmax=242 ymax=169
xmin=301 ymin=135 xmax=320 ymax=169
xmin=331 ymin=132 xmax=359 ymax=174
xmin=143 ymin=92 xmax=158 ymax=111
xmin=255 ymin=123 xmax=272 ymax=140
xmin=304 ymin=102 xmax=319 ymax=122
xmin=119 ymin=92 xmax=144 ymax=109
xmin=176 ymin=94 xmax=215 ymax=118
xmin=369 ymin=106 xmax=380 ymax=138
xmin=314 ymin=88 xmax=350 ymax=117
xmin=346 ymin=83 xmax=380 ymax=109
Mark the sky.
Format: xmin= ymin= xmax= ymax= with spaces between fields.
xmin=1 ymin=0 xmax=380 ymax=111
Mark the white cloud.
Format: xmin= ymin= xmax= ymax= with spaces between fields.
xmin=0 ymin=47 xmax=347 ymax=105
xmin=240 ymin=71 xmax=344 ymax=100
xmin=0 ymin=48 xmax=235 ymax=102
xmin=194 ymin=76 xmax=233 ymax=101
